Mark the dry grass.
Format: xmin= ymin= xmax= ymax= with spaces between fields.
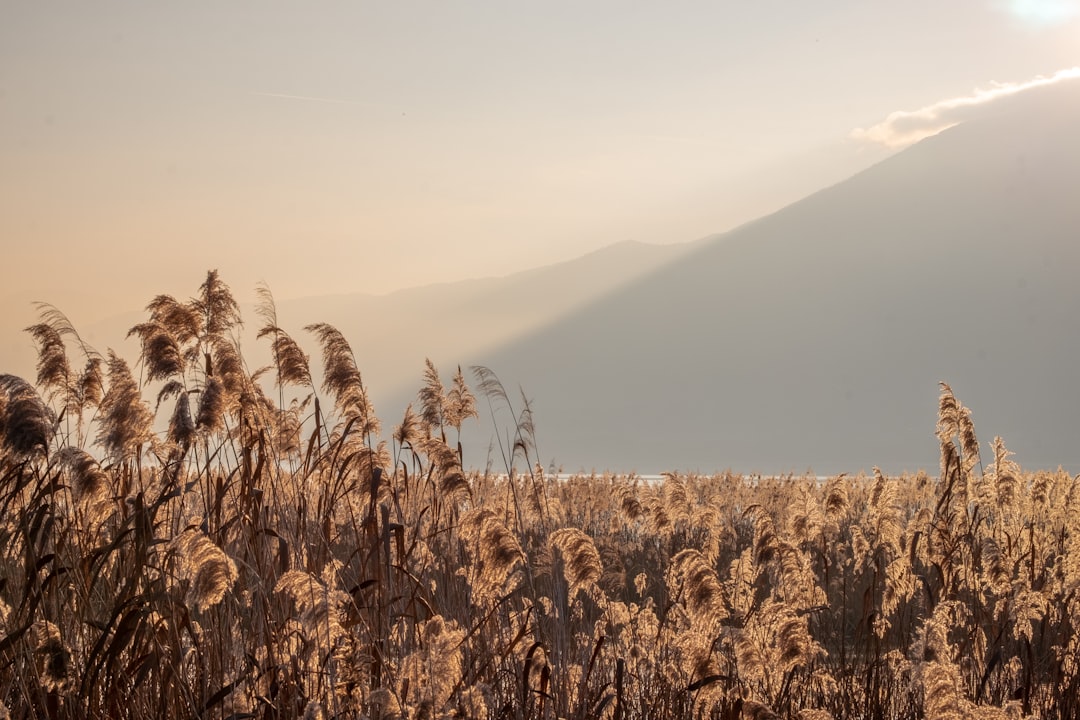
xmin=0 ymin=272 xmax=1076 ymax=718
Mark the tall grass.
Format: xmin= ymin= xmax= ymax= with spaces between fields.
xmin=0 ymin=272 xmax=1075 ymax=718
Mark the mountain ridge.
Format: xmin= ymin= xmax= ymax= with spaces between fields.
xmin=457 ymin=79 xmax=1080 ymax=474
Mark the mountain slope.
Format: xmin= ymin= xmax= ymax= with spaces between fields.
xmin=271 ymin=239 xmax=694 ymax=407
xmin=466 ymin=80 xmax=1080 ymax=474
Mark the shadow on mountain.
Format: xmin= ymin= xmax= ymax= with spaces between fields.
xmin=465 ymin=79 xmax=1080 ymax=475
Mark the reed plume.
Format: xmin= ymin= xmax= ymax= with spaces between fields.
xmin=876 ymin=559 xmax=913 ymax=643
xmin=256 ymin=283 xmax=313 ymax=388
xmin=0 ymin=374 xmax=53 ymax=456
xmin=937 ymin=382 xmax=980 ymax=480
xmin=744 ymin=504 xmax=780 ymax=566
xmin=418 ymin=358 xmax=446 ymax=432
xmin=75 ymin=356 xmax=104 ymax=415
xmin=550 ymin=527 xmax=603 ymax=599
xmin=25 ymin=303 xmax=103 ymax=419
xmin=24 ymin=321 xmax=70 ymax=402
xmin=163 ymin=387 xmax=195 ymax=450
xmin=796 ymin=711 xmax=834 ymax=720
xmin=144 ymin=293 xmax=201 ymax=348
xmin=195 ymin=376 xmax=226 ymax=433
xmin=460 ymin=508 xmax=523 ymax=604
xmin=787 ymin=484 xmax=824 ymax=547
xmin=986 ymin=436 xmax=1020 ymax=514
xmin=914 ymin=601 xmax=968 ymax=717
xmin=979 ymin=536 xmax=1011 ymax=596
xmin=54 ymin=446 xmax=112 ymax=523
xmin=306 ymin=323 xmax=379 ymax=435
xmin=662 ymin=472 xmax=692 ymax=526
xmin=400 ymin=615 xmax=466 ymax=712
xmin=193 ymin=269 xmax=242 ymax=346
xmin=274 ymin=569 xmax=348 ymax=665
xmin=867 ymin=468 xmax=902 ymax=560
xmin=172 ymin=529 xmax=238 ymax=611
xmin=618 ymin=483 xmax=644 ymax=521
xmin=443 ymin=365 xmax=478 ymax=432
xmin=667 ymin=548 xmax=728 ymax=627
xmin=394 ymin=403 xmax=420 ymax=449
xmin=95 ymin=351 xmax=153 ymax=462
xmin=128 ymin=316 xmax=186 ymax=382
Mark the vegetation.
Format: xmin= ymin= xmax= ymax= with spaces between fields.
xmin=0 ymin=271 xmax=1077 ymax=719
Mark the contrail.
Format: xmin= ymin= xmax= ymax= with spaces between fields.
xmin=249 ymin=91 xmax=373 ymax=107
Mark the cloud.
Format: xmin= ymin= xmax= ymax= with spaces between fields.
xmin=852 ymin=67 xmax=1080 ymax=148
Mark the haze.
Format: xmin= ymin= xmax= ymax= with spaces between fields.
xmin=2 ymin=2 xmax=1079 ymax=321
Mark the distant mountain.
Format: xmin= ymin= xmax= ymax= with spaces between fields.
xmin=271 ymin=238 xmax=694 ymax=406
xmin=463 ymin=80 xmax=1080 ymax=475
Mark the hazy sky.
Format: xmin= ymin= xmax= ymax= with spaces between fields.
xmin=2 ymin=1 xmax=1079 ymax=321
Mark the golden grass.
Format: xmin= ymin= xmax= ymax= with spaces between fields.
xmin=0 ymin=272 xmax=1076 ymax=718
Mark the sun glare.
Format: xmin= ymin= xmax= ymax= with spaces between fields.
xmin=1009 ymin=0 xmax=1080 ymax=26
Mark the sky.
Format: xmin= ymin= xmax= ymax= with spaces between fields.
xmin=2 ymin=1 xmax=1079 ymax=324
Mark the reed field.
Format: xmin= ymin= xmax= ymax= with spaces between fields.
xmin=2 ymin=271 xmax=1079 ymax=719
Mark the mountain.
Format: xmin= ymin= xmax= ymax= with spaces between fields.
xmin=270 ymin=238 xmax=694 ymax=403
xmin=461 ymin=80 xmax=1080 ymax=475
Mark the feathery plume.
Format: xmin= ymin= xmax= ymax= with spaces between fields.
xmin=0 ymin=374 xmax=54 ymax=457
xmin=401 ymin=616 xmax=466 ymax=711
xmin=460 ymin=508 xmax=523 ymax=604
xmin=167 ymin=390 xmax=195 ymax=450
xmin=195 ymin=376 xmax=226 ymax=434
xmin=96 ymin=351 xmax=153 ymax=462
xmin=306 ymin=323 xmax=379 ymax=435
xmin=668 ymin=548 xmax=728 ymax=627
xmin=172 ymin=529 xmax=238 ymax=611
xmin=128 ymin=319 xmax=186 ymax=382
xmin=418 ymin=358 xmax=445 ymax=431
xmin=145 ymin=294 xmax=201 ymax=347
xmin=394 ymin=403 xmax=420 ymax=449
xmin=55 ymin=446 xmax=112 ymax=521
xmin=787 ymin=484 xmax=824 ymax=546
xmin=986 ymin=436 xmax=1020 ymax=513
xmin=868 ymin=468 xmax=902 ymax=560
xmin=75 ymin=356 xmax=104 ymax=413
xmin=193 ymin=269 xmax=242 ymax=342
xmin=444 ymin=365 xmax=478 ymax=430
xmin=255 ymin=283 xmax=313 ymax=388
xmin=744 ymin=504 xmax=780 ymax=566
xmin=662 ymin=472 xmax=692 ymax=525
xmin=24 ymin=321 xmax=70 ymax=401
xmin=823 ymin=475 xmax=849 ymax=535
xmin=550 ymin=527 xmax=603 ymax=599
